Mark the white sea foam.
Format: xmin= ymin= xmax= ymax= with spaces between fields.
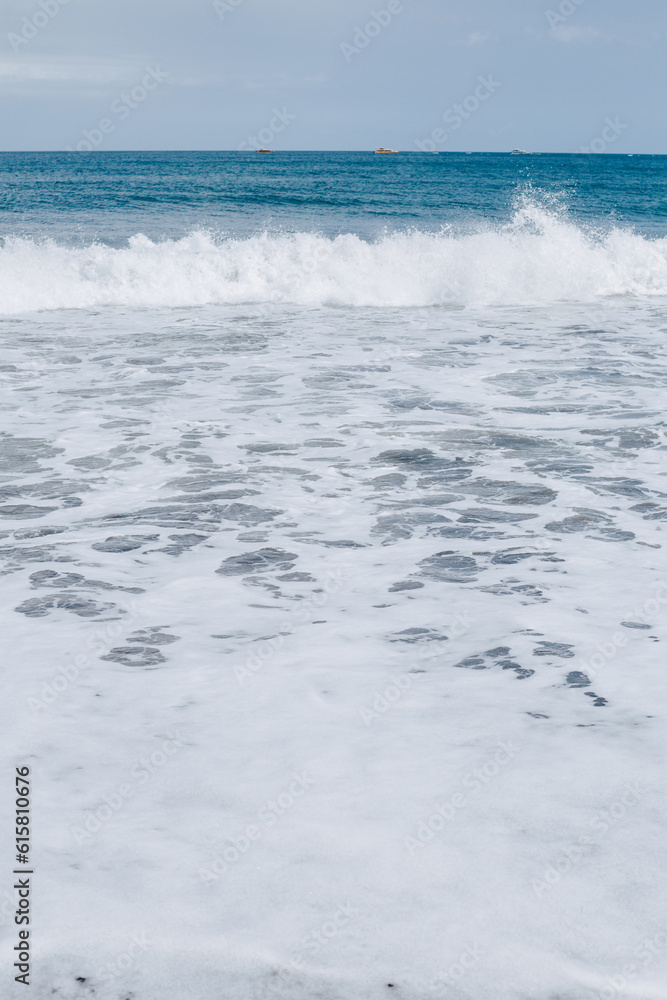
xmin=2 ymin=203 xmax=667 ymax=313
xmin=2 ymin=289 xmax=666 ymax=999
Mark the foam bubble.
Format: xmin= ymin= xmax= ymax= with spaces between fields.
xmin=2 ymin=203 xmax=667 ymax=313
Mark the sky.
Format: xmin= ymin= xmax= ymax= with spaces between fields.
xmin=0 ymin=0 xmax=665 ymax=153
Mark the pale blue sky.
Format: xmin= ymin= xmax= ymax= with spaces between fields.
xmin=1 ymin=0 xmax=665 ymax=152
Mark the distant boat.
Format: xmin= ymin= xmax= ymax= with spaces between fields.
xmin=375 ymin=147 xmax=399 ymax=154
xmin=256 ymin=147 xmax=274 ymax=153
xmin=511 ymin=149 xmax=530 ymax=155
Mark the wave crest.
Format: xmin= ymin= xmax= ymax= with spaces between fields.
xmin=2 ymin=205 xmax=667 ymax=313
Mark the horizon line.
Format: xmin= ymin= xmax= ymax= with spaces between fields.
xmin=0 ymin=149 xmax=662 ymax=156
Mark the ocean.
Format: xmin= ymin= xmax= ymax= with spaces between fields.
xmin=2 ymin=152 xmax=666 ymax=999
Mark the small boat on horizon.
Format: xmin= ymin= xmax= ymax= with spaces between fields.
xmin=256 ymin=147 xmax=274 ymax=153
xmin=511 ymin=149 xmax=530 ymax=155
xmin=375 ymin=147 xmax=399 ymax=154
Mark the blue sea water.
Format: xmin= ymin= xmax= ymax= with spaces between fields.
xmin=2 ymin=154 xmax=666 ymax=1000
xmin=2 ymin=150 xmax=667 ymax=243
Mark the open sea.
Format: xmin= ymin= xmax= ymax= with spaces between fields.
xmin=2 ymin=152 xmax=666 ymax=999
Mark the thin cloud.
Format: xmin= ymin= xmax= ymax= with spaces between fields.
xmin=0 ymin=56 xmax=143 ymax=84
xmin=551 ymin=25 xmax=605 ymax=43
xmin=237 ymin=72 xmax=329 ymax=91
xmin=449 ymin=30 xmax=494 ymax=47
xmin=466 ymin=31 xmax=492 ymax=45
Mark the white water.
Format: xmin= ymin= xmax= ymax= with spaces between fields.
xmin=3 ymin=205 xmax=667 ymax=313
xmin=1 ymin=296 xmax=666 ymax=1000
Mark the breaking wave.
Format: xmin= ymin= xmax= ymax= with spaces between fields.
xmin=2 ymin=203 xmax=667 ymax=313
